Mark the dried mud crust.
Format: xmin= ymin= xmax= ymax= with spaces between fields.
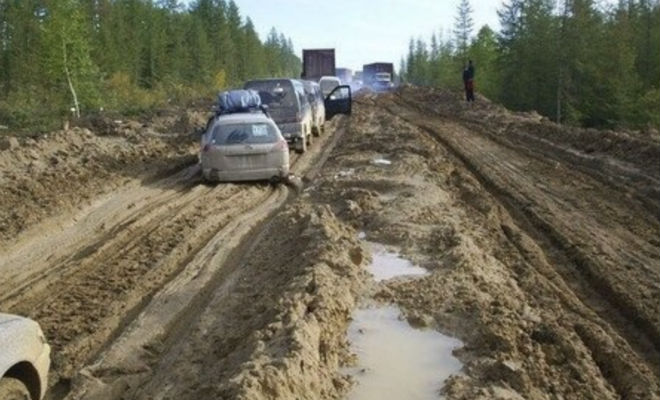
xmin=305 ymin=96 xmax=659 ymax=399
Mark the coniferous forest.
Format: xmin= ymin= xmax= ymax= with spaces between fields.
xmin=1 ymin=0 xmax=658 ymax=131
xmin=401 ymin=0 xmax=660 ymax=129
xmin=0 ymin=0 xmax=300 ymax=131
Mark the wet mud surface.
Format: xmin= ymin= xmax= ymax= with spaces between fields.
xmin=1 ymin=88 xmax=658 ymax=399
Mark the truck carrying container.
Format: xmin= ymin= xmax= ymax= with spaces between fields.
xmin=363 ymin=63 xmax=394 ymax=83
xmin=363 ymin=63 xmax=395 ymax=91
xmin=302 ymin=49 xmax=336 ymax=82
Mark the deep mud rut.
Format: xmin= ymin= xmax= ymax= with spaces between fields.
xmin=1 ymin=89 xmax=658 ymax=400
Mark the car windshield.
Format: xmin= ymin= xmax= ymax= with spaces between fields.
xmin=375 ymin=73 xmax=391 ymax=81
xmin=210 ymin=123 xmax=278 ymax=145
xmin=244 ymin=81 xmax=296 ymax=110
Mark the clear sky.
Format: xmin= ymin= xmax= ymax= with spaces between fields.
xmin=231 ymin=0 xmax=502 ymax=71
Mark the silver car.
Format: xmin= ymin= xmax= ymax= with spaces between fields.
xmin=201 ymin=112 xmax=289 ymax=183
xmin=0 ymin=314 xmax=50 ymax=400
xmin=319 ymin=76 xmax=341 ymax=97
xmin=244 ymin=79 xmax=313 ymax=153
xmin=302 ymin=80 xmax=326 ymax=136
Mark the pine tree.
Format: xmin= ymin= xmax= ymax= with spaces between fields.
xmin=468 ymin=25 xmax=499 ymax=99
xmin=454 ymin=0 xmax=474 ymax=58
xmin=0 ymin=0 xmax=302 ymax=129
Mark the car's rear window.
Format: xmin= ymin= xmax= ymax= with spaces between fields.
xmin=320 ymin=79 xmax=339 ymax=94
xmin=244 ymin=80 xmax=296 ymax=109
xmin=211 ymin=123 xmax=279 ymax=145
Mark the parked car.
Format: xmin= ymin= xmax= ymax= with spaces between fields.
xmin=244 ymin=79 xmax=313 ymax=153
xmin=201 ymin=111 xmax=290 ymax=183
xmin=0 ymin=314 xmax=50 ymax=400
xmin=302 ymin=80 xmax=326 ymax=136
xmin=319 ymin=76 xmax=341 ymax=97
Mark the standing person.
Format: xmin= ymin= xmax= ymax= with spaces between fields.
xmin=463 ymin=60 xmax=475 ymax=103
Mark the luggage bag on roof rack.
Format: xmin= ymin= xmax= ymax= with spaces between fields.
xmin=217 ymin=89 xmax=263 ymax=115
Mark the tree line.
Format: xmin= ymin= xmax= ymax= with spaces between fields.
xmin=0 ymin=0 xmax=301 ymax=131
xmin=401 ymin=0 xmax=660 ymax=129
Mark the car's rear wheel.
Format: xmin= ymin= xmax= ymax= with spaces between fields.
xmin=0 ymin=377 xmax=31 ymax=400
xmin=295 ymin=136 xmax=307 ymax=154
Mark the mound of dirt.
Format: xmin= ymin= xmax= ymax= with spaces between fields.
xmin=0 ymin=119 xmax=200 ymax=246
xmin=396 ymin=86 xmax=660 ymax=183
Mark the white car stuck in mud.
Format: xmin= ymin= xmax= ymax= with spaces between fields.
xmin=0 ymin=314 xmax=50 ymax=400
xmin=201 ymin=112 xmax=290 ymax=183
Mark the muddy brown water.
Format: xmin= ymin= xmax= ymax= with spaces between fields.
xmin=346 ymin=305 xmax=463 ymax=400
xmin=366 ymin=242 xmax=429 ymax=281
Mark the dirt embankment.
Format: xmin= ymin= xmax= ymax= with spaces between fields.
xmin=395 ymin=86 xmax=660 ymax=217
xmin=0 ymin=110 xmax=208 ymax=246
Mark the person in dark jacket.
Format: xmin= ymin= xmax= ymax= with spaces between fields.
xmin=463 ymin=60 xmax=475 ymax=103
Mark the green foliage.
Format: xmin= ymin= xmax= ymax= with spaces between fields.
xmin=468 ymin=26 xmax=499 ymax=99
xmin=0 ymin=0 xmax=301 ymax=131
xmin=454 ymin=0 xmax=474 ymax=58
xmin=402 ymin=0 xmax=660 ymax=130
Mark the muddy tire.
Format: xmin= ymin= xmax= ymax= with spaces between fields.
xmin=285 ymin=175 xmax=303 ymax=193
xmin=295 ymin=136 xmax=307 ymax=154
xmin=312 ymin=125 xmax=320 ymax=137
xmin=0 ymin=377 xmax=31 ymax=400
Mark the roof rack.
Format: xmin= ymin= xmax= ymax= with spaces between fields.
xmin=216 ymin=89 xmax=269 ymax=116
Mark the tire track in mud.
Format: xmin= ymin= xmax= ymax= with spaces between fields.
xmin=0 ymin=176 xmax=198 ymax=307
xmin=6 ymin=180 xmax=272 ymax=383
xmin=380 ymin=98 xmax=660 ymax=394
xmin=0 ymin=165 xmax=200 ymax=305
xmin=299 ymin=98 xmax=658 ymax=399
xmin=52 ymin=117 xmax=349 ymax=400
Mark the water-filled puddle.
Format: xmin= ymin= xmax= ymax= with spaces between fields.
xmin=346 ymin=306 xmax=463 ymax=400
xmin=368 ymin=242 xmax=428 ymax=281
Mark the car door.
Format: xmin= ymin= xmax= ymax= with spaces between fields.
xmin=325 ymin=85 xmax=352 ymax=120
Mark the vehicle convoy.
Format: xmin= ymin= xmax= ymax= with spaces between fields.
xmin=201 ymin=90 xmax=290 ymax=183
xmin=363 ymin=62 xmax=394 ymax=91
xmin=301 ymin=49 xmax=335 ymax=82
xmin=244 ymin=79 xmax=313 ymax=153
xmin=0 ymin=314 xmax=50 ymax=400
xmin=319 ymin=76 xmax=342 ymax=97
xmin=302 ymin=80 xmax=326 ymax=136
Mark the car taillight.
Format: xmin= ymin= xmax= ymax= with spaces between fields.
xmin=273 ymin=140 xmax=288 ymax=152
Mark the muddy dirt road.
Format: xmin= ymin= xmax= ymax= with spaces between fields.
xmin=1 ymin=89 xmax=658 ymax=400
